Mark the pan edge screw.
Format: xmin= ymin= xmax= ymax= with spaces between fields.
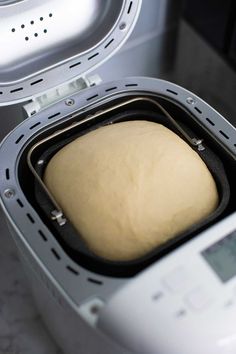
xmin=90 ymin=305 xmax=100 ymax=315
xmin=4 ymin=189 xmax=15 ymax=199
xmin=65 ymin=98 xmax=75 ymax=106
xmin=119 ymin=22 xmax=127 ymax=31
xmin=186 ymin=97 xmax=196 ymax=105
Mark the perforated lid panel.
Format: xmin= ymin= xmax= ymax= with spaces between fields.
xmin=0 ymin=0 xmax=141 ymax=105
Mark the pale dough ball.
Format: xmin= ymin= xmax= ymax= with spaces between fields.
xmin=44 ymin=121 xmax=219 ymax=261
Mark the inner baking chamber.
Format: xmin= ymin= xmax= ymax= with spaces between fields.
xmin=17 ymin=95 xmax=236 ymax=277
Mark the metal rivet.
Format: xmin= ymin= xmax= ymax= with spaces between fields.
xmin=37 ymin=160 xmax=44 ymax=166
xmin=192 ymin=138 xmax=205 ymax=151
xmin=90 ymin=305 xmax=100 ymax=315
xmin=4 ymin=189 xmax=15 ymax=199
xmin=65 ymin=98 xmax=75 ymax=106
xmin=119 ymin=22 xmax=126 ymax=30
xmin=186 ymin=97 xmax=196 ymax=105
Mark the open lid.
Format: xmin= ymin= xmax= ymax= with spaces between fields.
xmin=0 ymin=0 xmax=142 ymax=106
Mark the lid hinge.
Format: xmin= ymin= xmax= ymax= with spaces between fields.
xmin=23 ymin=74 xmax=102 ymax=118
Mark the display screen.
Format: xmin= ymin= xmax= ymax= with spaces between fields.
xmin=202 ymin=231 xmax=236 ymax=283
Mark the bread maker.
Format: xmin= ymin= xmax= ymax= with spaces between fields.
xmin=1 ymin=1 xmax=236 ymax=354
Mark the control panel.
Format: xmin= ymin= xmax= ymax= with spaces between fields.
xmin=98 ymin=213 xmax=236 ymax=354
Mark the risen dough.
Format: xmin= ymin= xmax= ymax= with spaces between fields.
xmin=44 ymin=121 xmax=219 ymax=261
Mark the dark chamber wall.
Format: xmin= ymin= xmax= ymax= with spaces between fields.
xmin=183 ymin=0 xmax=236 ymax=67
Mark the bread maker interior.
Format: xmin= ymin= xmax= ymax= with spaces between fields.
xmin=1 ymin=1 xmax=236 ymax=354
xmin=23 ymin=95 xmax=231 ymax=277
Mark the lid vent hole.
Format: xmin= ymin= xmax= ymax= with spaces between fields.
xmin=88 ymin=52 xmax=99 ymax=61
xmin=127 ymin=1 xmax=133 ymax=14
xmin=194 ymin=107 xmax=202 ymax=114
xmin=27 ymin=213 xmax=35 ymax=224
xmin=69 ymin=61 xmax=81 ymax=69
xmin=51 ymin=248 xmax=61 ymax=261
xmin=105 ymin=86 xmax=117 ymax=92
xmin=29 ymin=122 xmax=41 ymax=130
xmin=219 ymin=130 xmax=229 ymax=140
xmin=5 ymin=169 xmax=10 ymax=180
xmin=15 ymin=134 xmax=24 ymax=144
xmin=87 ymin=94 xmax=99 ymax=101
xmin=31 ymin=78 xmax=43 ymax=86
xmin=166 ymin=89 xmax=178 ymax=95
xmin=67 ymin=266 xmax=79 ymax=275
xmin=125 ymin=83 xmax=138 ymax=87
xmin=17 ymin=199 xmax=24 ymax=208
xmin=38 ymin=230 xmax=47 ymax=242
xmin=206 ymin=118 xmax=215 ymax=126
xmin=104 ymin=38 xmax=114 ymax=49
xmin=87 ymin=278 xmax=103 ymax=285
xmin=48 ymin=112 xmax=60 ymax=120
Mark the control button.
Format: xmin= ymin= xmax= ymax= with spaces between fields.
xmin=162 ymin=267 xmax=192 ymax=293
xmin=185 ymin=287 xmax=212 ymax=311
xmin=152 ymin=291 xmax=164 ymax=302
xmin=175 ymin=308 xmax=187 ymax=319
